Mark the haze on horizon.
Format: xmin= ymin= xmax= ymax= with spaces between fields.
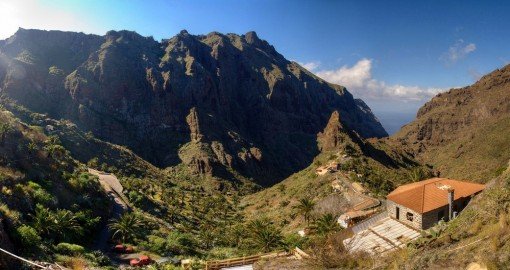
xmin=1 ymin=0 xmax=509 ymax=134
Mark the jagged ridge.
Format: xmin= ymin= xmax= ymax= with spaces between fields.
xmin=0 ymin=28 xmax=387 ymax=185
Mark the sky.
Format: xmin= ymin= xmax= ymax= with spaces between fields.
xmin=1 ymin=0 xmax=509 ymax=134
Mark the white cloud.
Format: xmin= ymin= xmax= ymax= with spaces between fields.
xmin=440 ymin=39 xmax=476 ymax=64
xmin=316 ymin=59 xmax=372 ymax=89
xmin=309 ymin=58 xmax=446 ymax=102
xmin=0 ymin=0 xmax=101 ymax=39
xmin=297 ymin=61 xmax=320 ymax=71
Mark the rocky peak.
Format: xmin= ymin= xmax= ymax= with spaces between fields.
xmin=244 ymin=31 xmax=261 ymax=44
xmin=317 ymin=111 xmax=346 ymax=151
xmin=186 ymin=107 xmax=203 ymax=142
xmin=0 ymin=29 xmax=388 ymax=185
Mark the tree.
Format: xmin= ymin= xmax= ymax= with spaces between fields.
xmin=27 ymin=142 xmax=38 ymax=155
xmin=53 ymin=209 xmax=83 ymax=242
xmin=295 ymin=198 xmax=315 ymax=225
xmin=31 ymin=205 xmax=56 ymax=236
xmin=31 ymin=205 xmax=83 ymax=242
xmin=44 ymin=143 xmax=66 ymax=159
xmin=0 ymin=123 xmax=13 ymax=146
xmin=108 ymin=212 xmax=143 ymax=243
xmin=408 ymin=167 xmax=428 ymax=182
xmin=246 ymin=219 xmax=283 ymax=252
xmin=310 ymin=213 xmax=340 ymax=236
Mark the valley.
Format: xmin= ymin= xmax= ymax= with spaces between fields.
xmin=0 ymin=24 xmax=509 ymax=270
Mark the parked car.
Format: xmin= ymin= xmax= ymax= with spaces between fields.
xmin=112 ymin=244 xmax=134 ymax=253
xmin=130 ymin=255 xmax=153 ymax=267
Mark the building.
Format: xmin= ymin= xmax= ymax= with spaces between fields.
xmin=386 ymin=178 xmax=485 ymax=230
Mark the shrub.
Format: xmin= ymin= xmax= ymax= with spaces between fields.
xmin=166 ymin=231 xmax=198 ymax=255
xmin=142 ymin=235 xmax=167 ymax=254
xmin=68 ymin=173 xmax=98 ymax=192
xmin=84 ymin=250 xmax=111 ymax=267
xmin=27 ymin=181 xmax=55 ymax=206
xmin=16 ymin=225 xmax=41 ymax=251
xmin=55 ymin=242 xmax=85 ymax=255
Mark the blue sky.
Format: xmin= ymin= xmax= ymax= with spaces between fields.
xmin=1 ymin=0 xmax=509 ymax=134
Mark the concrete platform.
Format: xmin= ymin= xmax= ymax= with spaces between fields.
xmin=343 ymin=217 xmax=421 ymax=255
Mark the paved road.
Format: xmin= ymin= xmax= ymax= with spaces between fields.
xmin=89 ymin=168 xmax=129 ymax=252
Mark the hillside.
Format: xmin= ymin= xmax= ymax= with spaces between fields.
xmin=243 ymin=111 xmax=430 ymax=233
xmin=0 ymin=100 xmax=262 ymax=269
xmin=0 ymin=28 xmax=387 ymax=186
xmin=0 ymin=106 xmax=111 ymax=268
xmin=393 ymin=65 xmax=510 ymax=182
xmin=384 ymin=160 xmax=510 ymax=269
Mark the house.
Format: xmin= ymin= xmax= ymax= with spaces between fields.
xmin=386 ymin=178 xmax=485 ymax=230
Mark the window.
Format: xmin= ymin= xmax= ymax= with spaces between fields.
xmin=438 ymin=210 xmax=445 ymax=221
xmin=406 ymin=212 xmax=414 ymax=221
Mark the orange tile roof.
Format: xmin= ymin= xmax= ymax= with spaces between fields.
xmin=387 ymin=178 xmax=485 ymax=214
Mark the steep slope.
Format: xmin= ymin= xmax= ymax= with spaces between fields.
xmin=393 ymin=64 xmax=510 ymax=182
xmin=0 ymin=28 xmax=386 ymax=186
xmin=385 ymin=160 xmax=510 ymax=269
xmin=0 ymin=107 xmax=110 ymax=267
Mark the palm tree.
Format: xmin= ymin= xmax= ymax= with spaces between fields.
xmin=31 ymin=205 xmax=83 ymax=242
xmin=31 ymin=205 xmax=55 ymax=236
xmin=53 ymin=209 xmax=83 ymax=242
xmin=247 ymin=219 xmax=283 ymax=252
xmin=108 ymin=212 xmax=143 ymax=243
xmin=295 ymin=198 xmax=315 ymax=225
xmin=44 ymin=144 xmax=66 ymax=159
xmin=310 ymin=213 xmax=340 ymax=236
xmin=27 ymin=141 xmax=38 ymax=155
xmin=0 ymin=123 xmax=13 ymax=146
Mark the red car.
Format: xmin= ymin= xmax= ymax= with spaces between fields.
xmin=112 ymin=244 xmax=134 ymax=253
xmin=130 ymin=255 xmax=153 ymax=267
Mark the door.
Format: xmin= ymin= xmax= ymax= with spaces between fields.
xmin=396 ymin=206 xmax=400 ymax=219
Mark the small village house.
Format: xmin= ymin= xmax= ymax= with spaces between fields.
xmin=386 ymin=178 xmax=485 ymax=230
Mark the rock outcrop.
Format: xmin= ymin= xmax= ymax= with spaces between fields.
xmin=0 ymin=28 xmax=387 ymax=185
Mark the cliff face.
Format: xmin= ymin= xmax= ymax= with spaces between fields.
xmin=0 ymin=28 xmax=387 ymax=185
xmin=392 ymin=65 xmax=510 ymax=181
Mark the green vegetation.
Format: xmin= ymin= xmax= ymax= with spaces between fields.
xmin=310 ymin=213 xmax=340 ymax=236
xmin=245 ymin=218 xmax=284 ymax=252
xmin=108 ymin=212 xmax=144 ymax=243
xmin=294 ymin=198 xmax=315 ymax=225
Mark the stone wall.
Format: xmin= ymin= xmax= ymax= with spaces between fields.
xmin=388 ymin=196 xmax=474 ymax=230
xmin=386 ymin=200 xmax=422 ymax=229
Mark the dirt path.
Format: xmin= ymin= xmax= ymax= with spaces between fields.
xmin=336 ymin=173 xmax=380 ymax=211
xmin=89 ymin=168 xmax=129 ymax=252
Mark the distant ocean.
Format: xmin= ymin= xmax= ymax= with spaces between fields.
xmin=376 ymin=111 xmax=416 ymax=136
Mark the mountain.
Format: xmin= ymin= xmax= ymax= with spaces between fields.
xmin=392 ymin=64 xmax=510 ymax=182
xmin=243 ymin=110 xmax=429 ymax=234
xmin=0 ymin=28 xmax=387 ymax=186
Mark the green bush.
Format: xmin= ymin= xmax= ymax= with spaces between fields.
xmin=166 ymin=232 xmax=198 ymax=255
xmin=55 ymin=242 xmax=85 ymax=255
xmin=84 ymin=250 xmax=111 ymax=266
xmin=68 ymin=173 xmax=98 ymax=192
xmin=142 ymin=235 xmax=168 ymax=254
xmin=27 ymin=181 xmax=55 ymax=206
xmin=16 ymin=225 xmax=41 ymax=250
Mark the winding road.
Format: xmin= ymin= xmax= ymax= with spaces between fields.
xmin=88 ymin=168 xmax=129 ymax=251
